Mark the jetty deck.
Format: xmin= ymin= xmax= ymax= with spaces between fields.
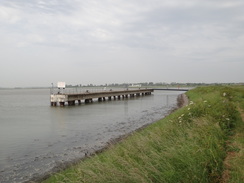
xmin=50 ymin=89 xmax=154 ymax=106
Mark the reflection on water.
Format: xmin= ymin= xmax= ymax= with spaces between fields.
xmin=0 ymin=88 xmax=184 ymax=182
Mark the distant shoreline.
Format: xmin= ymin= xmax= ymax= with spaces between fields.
xmin=0 ymin=82 xmax=243 ymax=90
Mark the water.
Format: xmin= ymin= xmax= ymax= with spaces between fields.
xmin=0 ymin=88 xmax=184 ymax=182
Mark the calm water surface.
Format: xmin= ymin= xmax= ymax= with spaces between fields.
xmin=0 ymin=88 xmax=184 ymax=182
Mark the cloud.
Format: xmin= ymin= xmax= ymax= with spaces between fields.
xmin=0 ymin=4 xmax=21 ymax=23
xmin=0 ymin=0 xmax=244 ymax=87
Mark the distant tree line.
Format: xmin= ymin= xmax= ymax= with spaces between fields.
xmin=65 ymin=82 xmax=243 ymax=88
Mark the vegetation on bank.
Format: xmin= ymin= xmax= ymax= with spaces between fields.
xmin=65 ymin=82 xmax=242 ymax=89
xmin=43 ymin=86 xmax=244 ymax=183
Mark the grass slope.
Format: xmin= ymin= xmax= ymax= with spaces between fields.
xmin=43 ymin=86 xmax=244 ymax=183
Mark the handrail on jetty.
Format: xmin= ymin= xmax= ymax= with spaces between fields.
xmin=50 ymin=89 xmax=154 ymax=106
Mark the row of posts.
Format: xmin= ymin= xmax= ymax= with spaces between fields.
xmin=50 ymin=92 xmax=151 ymax=107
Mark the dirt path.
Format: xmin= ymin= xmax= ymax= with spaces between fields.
xmin=221 ymin=107 xmax=244 ymax=183
xmin=239 ymin=108 xmax=244 ymax=122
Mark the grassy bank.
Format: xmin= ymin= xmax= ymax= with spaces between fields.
xmin=43 ymin=86 xmax=244 ymax=183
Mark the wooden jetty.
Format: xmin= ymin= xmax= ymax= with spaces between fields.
xmin=50 ymin=89 xmax=154 ymax=106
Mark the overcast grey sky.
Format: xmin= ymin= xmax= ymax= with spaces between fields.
xmin=0 ymin=0 xmax=243 ymax=87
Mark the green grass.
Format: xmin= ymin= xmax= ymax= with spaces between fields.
xmin=43 ymin=85 xmax=244 ymax=183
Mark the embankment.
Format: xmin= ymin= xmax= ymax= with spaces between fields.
xmin=42 ymin=86 xmax=244 ymax=183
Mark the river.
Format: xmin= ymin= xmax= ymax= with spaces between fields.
xmin=0 ymin=88 xmax=184 ymax=182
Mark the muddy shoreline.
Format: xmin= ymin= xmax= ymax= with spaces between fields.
xmin=29 ymin=93 xmax=188 ymax=183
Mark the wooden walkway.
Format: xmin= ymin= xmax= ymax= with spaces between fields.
xmin=50 ymin=89 xmax=154 ymax=106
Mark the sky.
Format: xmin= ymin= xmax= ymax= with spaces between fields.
xmin=0 ymin=0 xmax=244 ymax=87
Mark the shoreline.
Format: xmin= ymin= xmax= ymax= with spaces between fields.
xmin=29 ymin=93 xmax=188 ymax=183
